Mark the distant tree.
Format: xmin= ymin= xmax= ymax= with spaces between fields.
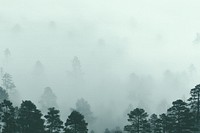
xmin=18 ymin=100 xmax=44 ymax=133
xmin=0 ymin=87 xmax=9 ymax=103
xmin=167 ymin=99 xmax=195 ymax=133
xmin=72 ymin=56 xmax=81 ymax=74
xmin=49 ymin=21 xmax=56 ymax=30
xmin=4 ymin=48 xmax=11 ymax=59
xmin=111 ymin=127 xmax=123 ymax=133
xmin=188 ymin=84 xmax=200 ymax=124
xmin=124 ymin=108 xmax=148 ymax=133
xmin=0 ymin=100 xmax=17 ymax=133
xmin=104 ymin=128 xmax=111 ymax=133
xmin=39 ymin=87 xmax=58 ymax=113
xmin=12 ymin=24 xmax=22 ymax=33
xmin=64 ymin=110 xmax=88 ymax=133
xmin=0 ymin=67 xmax=4 ymax=79
xmin=2 ymin=73 xmax=16 ymax=90
xmin=75 ymin=98 xmax=95 ymax=124
xmin=90 ymin=130 xmax=95 ymax=133
xmin=44 ymin=107 xmax=63 ymax=133
xmin=33 ymin=60 xmax=45 ymax=76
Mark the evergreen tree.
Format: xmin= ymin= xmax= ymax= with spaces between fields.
xmin=64 ymin=110 xmax=88 ymax=133
xmin=18 ymin=100 xmax=44 ymax=133
xmin=0 ymin=100 xmax=17 ymax=133
xmin=2 ymin=73 xmax=15 ymax=90
xmin=75 ymin=98 xmax=95 ymax=124
xmin=149 ymin=114 xmax=162 ymax=133
xmin=124 ymin=108 xmax=148 ymax=133
xmin=0 ymin=87 xmax=8 ymax=103
xmin=44 ymin=107 xmax=63 ymax=133
xmin=188 ymin=84 xmax=200 ymax=124
xmin=104 ymin=128 xmax=111 ymax=133
xmin=90 ymin=130 xmax=95 ymax=133
xmin=111 ymin=127 xmax=123 ymax=133
xmin=39 ymin=87 xmax=58 ymax=113
xmin=167 ymin=99 xmax=195 ymax=133
xmin=159 ymin=113 xmax=168 ymax=133
xmin=72 ymin=56 xmax=81 ymax=75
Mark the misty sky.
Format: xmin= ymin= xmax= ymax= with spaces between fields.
xmin=1 ymin=0 xmax=200 ymax=132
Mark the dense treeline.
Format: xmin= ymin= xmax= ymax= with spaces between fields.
xmin=1 ymin=72 xmax=200 ymax=133
xmin=123 ymin=84 xmax=200 ymax=133
xmin=0 ymin=97 xmax=88 ymax=133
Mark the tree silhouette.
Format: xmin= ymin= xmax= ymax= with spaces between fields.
xmin=44 ymin=107 xmax=63 ymax=133
xmin=75 ymin=98 xmax=95 ymax=124
xmin=64 ymin=110 xmax=88 ymax=133
xmin=159 ymin=113 xmax=168 ymax=133
xmin=104 ymin=128 xmax=111 ymax=133
xmin=167 ymin=99 xmax=195 ymax=133
xmin=2 ymin=73 xmax=15 ymax=90
xmin=18 ymin=100 xmax=44 ymax=133
xmin=124 ymin=108 xmax=148 ymax=133
xmin=0 ymin=100 xmax=17 ymax=133
xmin=149 ymin=114 xmax=162 ymax=133
xmin=0 ymin=87 xmax=8 ymax=103
xmin=188 ymin=84 xmax=200 ymax=125
xmin=39 ymin=87 xmax=58 ymax=113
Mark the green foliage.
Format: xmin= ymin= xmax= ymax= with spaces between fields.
xmin=65 ymin=110 xmax=88 ymax=133
xmin=18 ymin=100 xmax=45 ymax=133
xmin=44 ymin=107 xmax=63 ymax=133
xmin=149 ymin=114 xmax=162 ymax=133
xmin=159 ymin=113 xmax=168 ymax=133
xmin=1 ymin=100 xmax=17 ymax=133
xmin=167 ymin=99 xmax=195 ymax=133
xmin=188 ymin=84 xmax=200 ymax=124
xmin=124 ymin=108 xmax=148 ymax=133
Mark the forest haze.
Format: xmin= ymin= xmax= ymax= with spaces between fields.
xmin=1 ymin=0 xmax=200 ymax=132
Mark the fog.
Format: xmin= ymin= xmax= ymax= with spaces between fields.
xmin=1 ymin=0 xmax=200 ymax=132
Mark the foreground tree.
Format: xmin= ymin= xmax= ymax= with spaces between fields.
xmin=44 ymin=107 xmax=63 ymax=133
xmin=159 ymin=113 xmax=168 ymax=133
xmin=167 ymin=99 xmax=195 ymax=133
xmin=124 ymin=108 xmax=148 ymax=133
xmin=149 ymin=114 xmax=162 ymax=133
xmin=188 ymin=84 xmax=200 ymax=125
xmin=0 ymin=100 xmax=17 ymax=133
xmin=64 ymin=110 xmax=88 ymax=133
xmin=18 ymin=100 xmax=44 ymax=133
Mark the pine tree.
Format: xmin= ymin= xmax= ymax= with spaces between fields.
xmin=75 ymin=98 xmax=95 ymax=124
xmin=64 ymin=110 xmax=88 ymax=133
xmin=39 ymin=87 xmax=58 ymax=113
xmin=124 ymin=108 xmax=148 ymax=133
xmin=188 ymin=84 xmax=200 ymax=124
xmin=149 ymin=114 xmax=162 ymax=133
xmin=0 ymin=100 xmax=17 ymax=133
xmin=0 ymin=87 xmax=8 ymax=103
xmin=18 ymin=100 xmax=44 ymax=133
xmin=167 ymin=99 xmax=195 ymax=133
xmin=2 ymin=73 xmax=15 ymax=90
xmin=104 ymin=128 xmax=111 ymax=133
xmin=44 ymin=107 xmax=63 ymax=133
xmin=159 ymin=113 xmax=168 ymax=133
